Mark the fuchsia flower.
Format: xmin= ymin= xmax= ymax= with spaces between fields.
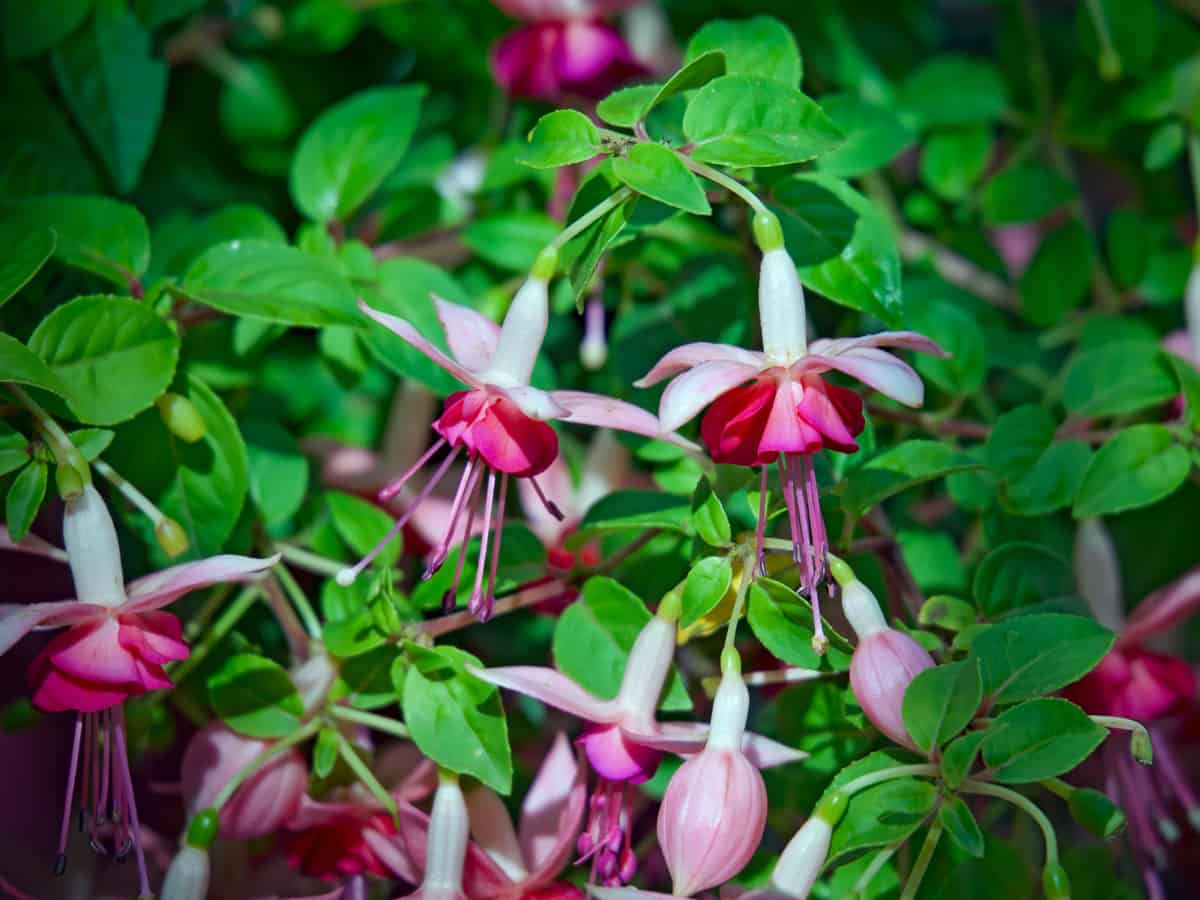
xmin=0 ymin=483 xmax=275 ymax=896
xmin=342 ymin=268 xmax=696 ymax=621
xmin=656 ymin=658 xmax=766 ymax=896
xmin=1063 ymin=519 xmax=1200 ymax=900
xmin=402 ymin=771 xmax=473 ymax=900
xmin=398 ymin=733 xmax=587 ymax=900
xmin=637 ymin=241 xmax=944 ymax=651
xmin=472 ymin=604 xmax=803 ymax=887
xmin=491 ymin=0 xmax=643 ymax=102
xmin=830 ymin=558 xmax=934 ymax=752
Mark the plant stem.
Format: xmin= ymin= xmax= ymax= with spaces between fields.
xmin=274 ymin=542 xmax=346 ymax=578
xmin=169 ymin=586 xmax=261 ymax=686
xmin=723 ymin=548 xmax=755 ymax=654
xmin=548 ymin=188 xmax=633 ymax=251
xmin=6 ymin=384 xmax=84 ymax=470
xmin=212 ymin=718 xmax=321 ymax=810
xmin=961 ymin=780 xmax=1059 ymax=866
xmin=840 ymin=764 xmax=939 ymax=798
xmin=330 ymin=705 xmax=410 ymax=739
xmin=337 ymin=732 xmax=399 ymax=825
xmin=417 ymin=578 xmax=564 ymax=638
xmin=854 ymin=840 xmax=904 ymax=898
xmin=681 ymin=157 xmax=770 ymax=217
xmin=274 ymin=560 xmax=323 ymax=639
xmin=899 ymin=819 xmax=943 ymax=900
xmin=93 ymin=460 xmax=166 ymax=525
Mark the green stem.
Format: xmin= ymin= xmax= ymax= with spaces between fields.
xmin=1040 ymin=777 xmax=1074 ymax=801
xmin=899 ymin=819 xmax=943 ymax=900
xmin=840 ymin=764 xmax=939 ymax=798
xmin=961 ymin=780 xmax=1059 ymax=866
xmin=681 ymin=157 xmax=770 ymax=217
xmin=330 ymin=705 xmax=410 ymax=739
xmin=212 ymin=718 xmax=321 ymax=810
xmin=854 ymin=840 xmax=904 ymax=898
xmin=169 ymin=586 xmax=261 ymax=686
xmin=337 ymin=732 xmax=400 ymax=826
xmin=274 ymin=542 xmax=346 ymax=578
xmin=1083 ymin=0 xmax=1120 ymax=73
xmin=548 ymin=188 xmax=633 ymax=251
xmin=93 ymin=460 xmax=166 ymax=525
xmin=6 ymin=384 xmax=87 ymax=475
xmin=1188 ymin=130 xmax=1200 ymax=230
xmin=274 ymin=560 xmax=322 ymax=639
xmin=722 ymin=547 xmax=755 ymax=654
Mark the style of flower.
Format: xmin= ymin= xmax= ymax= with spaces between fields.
xmin=636 ymin=244 xmax=944 ymax=650
xmin=397 ymin=733 xmax=587 ymax=900
xmin=341 ymin=270 xmax=696 ymax=621
xmin=471 ymin=604 xmax=804 ymax=887
xmin=0 ymin=483 xmax=276 ymax=897
xmin=490 ymin=0 xmax=644 ymax=102
xmin=1064 ymin=519 xmax=1200 ymax=900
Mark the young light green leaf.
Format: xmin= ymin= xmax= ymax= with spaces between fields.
xmin=596 ymin=85 xmax=661 ymax=128
xmin=746 ymin=578 xmax=853 ymax=668
xmin=403 ymin=644 xmax=512 ymax=793
xmin=685 ymin=16 xmax=801 ymax=86
xmin=645 ymin=50 xmax=726 ymax=114
xmin=0 ymin=333 xmax=70 ymax=397
xmin=917 ymin=595 xmax=977 ymax=632
xmin=680 ymin=557 xmax=733 ymax=629
xmin=969 ymin=614 xmax=1113 ymax=706
xmin=290 ymin=85 xmax=425 ymax=223
xmin=690 ymin=477 xmax=731 ymax=547
xmin=902 ymin=659 xmax=983 ymax=753
xmin=1074 ymin=425 xmax=1191 ymax=517
xmin=612 ymin=143 xmax=711 ymax=215
xmin=314 ymin=726 xmax=339 ymax=779
xmin=11 ymin=194 xmax=150 ymax=287
xmin=208 ymin=653 xmax=304 ymax=739
xmin=518 ymin=110 xmax=602 ymax=169
xmin=0 ymin=424 xmax=29 ymax=477
xmin=829 ymin=778 xmax=938 ymax=864
xmin=28 ymin=295 xmax=179 ymax=426
xmin=920 ymin=127 xmax=992 ymax=200
xmin=6 ymin=460 xmax=48 ymax=541
xmin=981 ymin=698 xmax=1106 ymax=783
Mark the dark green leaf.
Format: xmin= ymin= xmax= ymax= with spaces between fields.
xmin=1062 ymin=344 xmax=1177 ymax=417
xmin=747 ymin=577 xmax=853 ymax=668
xmin=11 ymin=194 xmax=149 ymax=287
xmin=0 ymin=424 xmax=29 ymax=477
xmin=970 ymin=614 xmax=1113 ymax=706
xmin=902 ymin=659 xmax=982 ymax=753
xmin=0 ymin=218 xmax=54 ymax=306
xmin=981 ymin=164 xmax=1076 ymax=225
xmin=1073 ymin=425 xmax=1191 ymax=517
xmin=0 ymin=69 xmax=100 ymax=197
xmin=691 ymin=477 xmax=731 ymax=547
xmin=972 ymin=542 xmax=1072 ymax=617
xmin=332 ymin=644 xmax=402 ymax=710
xmin=0 ymin=333 xmax=70 ymax=397
xmin=986 ymin=406 xmax=1056 ymax=480
xmin=1004 ymin=440 xmax=1092 ymax=517
xmin=898 ymin=55 xmax=1008 ymax=128
xmin=842 ymin=441 xmax=982 ymax=519
xmin=939 ymin=796 xmax=985 ymax=858
xmin=462 ymin=212 xmax=559 ymax=272
xmin=981 ymin=697 xmax=1106 ymax=783
xmin=769 ymin=176 xmax=857 ymax=267
xmin=942 ymin=730 xmax=986 ymax=789
xmin=570 ymin=490 xmax=690 ymax=544
xmin=244 ymin=420 xmax=309 ymax=527
xmin=920 ymin=127 xmax=992 ymax=200
xmin=6 ymin=460 xmax=47 ymax=541
xmin=4 ymin=0 xmax=92 ymax=59
xmin=327 ymin=490 xmax=400 ymax=568
xmin=816 ymin=94 xmax=915 ymax=178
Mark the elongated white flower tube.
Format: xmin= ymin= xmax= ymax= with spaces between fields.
xmin=759 ymin=248 xmax=808 ymax=366
xmin=161 ymin=846 xmax=210 ymax=900
xmin=63 ymin=483 xmax=126 ymax=608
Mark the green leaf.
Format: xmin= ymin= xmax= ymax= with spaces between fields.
xmin=183 ymin=240 xmax=358 ymax=327
xmin=104 ymin=373 xmax=248 ymax=558
xmin=918 ymin=595 xmax=977 ymax=632
xmin=553 ymin=577 xmax=691 ymax=712
xmin=327 ymin=490 xmax=400 ymax=568
xmin=290 ymin=85 xmax=425 ymax=223
xmin=0 ymin=218 xmax=55 ymax=306
xmin=208 ymin=653 xmax=304 ymax=739
xmin=972 ymin=542 xmax=1072 ymax=617
xmin=1143 ymin=120 xmax=1184 ymax=171
xmin=747 ymin=577 xmax=853 ymax=668
xmin=981 ymin=697 xmax=1106 ymax=783
xmin=842 ymin=441 xmax=982 ymax=519
xmin=920 ymin=127 xmax=992 ymax=200
xmin=898 ymin=55 xmax=1009 ymax=128
xmin=793 ymin=172 xmax=901 ymax=324
xmin=1019 ymin=222 xmax=1094 ymax=326
xmin=0 ymin=69 xmax=100 ymax=197
xmin=51 ymin=6 xmax=166 ymax=193
xmin=0 ymin=333 xmax=70 ymax=397
xmin=136 ymin=0 xmax=206 ymax=28
xmin=462 ymin=212 xmax=559 ymax=272
xmin=596 ymin=85 xmax=662 ymax=128
xmin=1168 ymin=351 xmax=1200 ymax=431
xmin=683 ymin=76 xmax=842 ymax=168
xmin=1076 ymin=0 xmax=1160 ymax=77
xmin=4 ymin=0 xmax=92 ymax=59
xmin=816 ymin=94 xmax=915 ymax=178
xmin=1004 ymin=440 xmax=1092 ymax=517
xmin=570 ymin=490 xmax=691 ymax=544
xmin=6 ymin=460 xmax=47 ymax=541
xmin=68 ymin=427 xmax=113 ymax=461
xmin=1074 ymin=425 xmax=1191 ymax=517
xmin=1063 ymin=343 xmax=1178 ymax=417
xmin=560 ymin=171 xmax=642 ymax=308
xmin=518 ymin=110 xmax=602 ymax=169
xmin=314 ymin=726 xmax=339 ymax=778
xmin=28 ymin=295 xmax=179 ymax=426
xmin=680 ymin=557 xmax=733 ymax=629
xmin=402 ymin=644 xmax=512 ymax=793
xmin=769 ymin=176 xmax=857 ymax=267
xmin=244 ymin=420 xmax=309 ymax=527
xmin=685 ymin=16 xmax=801 ymax=85
xmin=11 ymin=194 xmax=150 ymax=287
xmin=981 ymin=163 xmax=1076 ymax=225
xmin=969 ymin=614 xmax=1114 ymax=706
xmin=939 ymin=796 xmax=985 ymax=858
xmin=942 ymin=730 xmax=986 ymax=789
xmin=219 ymin=59 xmax=299 ymax=144
xmin=903 ymin=292 xmax=986 ymax=394
xmin=646 ymin=51 xmax=727 ymax=115
xmin=986 ymin=406 xmax=1056 ymax=480
xmin=691 ymin=477 xmax=731 ymax=547
xmin=612 ymin=143 xmax=710 ymax=215
xmin=0 ymin=424 xmax=29 ymax=477
xmin=902 ymin=659 xmax=982 ymax=754
xmin=829 ymin=776 xmax=937 ymax=864
xmin=332 ymin=644 xmax=402 ymax=710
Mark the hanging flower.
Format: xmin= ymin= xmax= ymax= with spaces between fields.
xmin=0 ymin=483 xmax=276 ymax=897
xmin=637 ymin=235 xmax=944 ymax=650
xmin=342 ymin=263 xmax=696 ymax=621
xmin=402 ymin=771 xmax=473 ymax=900
xmin=472 ymin=601 xmax=803 ymax=887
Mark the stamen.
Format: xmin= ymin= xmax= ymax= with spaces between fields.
xmin=482 ymin=474 xmax=510 ymax=619
xmin=800 ymin=455 xmax=828 ymax=651
xmin=444 ymin=464 xmax=484 ymax=611
xmin=527 ymin=475 xmax=564 ymax=521
xmin=98 ymin=710 xmax=111 ymax=824
xmin=337 ymin=447 xmax=461 ymax=585
xmin=80 ymin=712 xmax=93 ymax=832
xmin=113 ymin=708 xmax=151 ymax=900
xmin=754 ymin=465 xmax=768 ymax=574
xmin=378 ymin=437 xmax=447 ymax=502
xmin=1150 ymin=728 xmax=1200 ymax=828
xmin=468 ymin=470 xmax=498 ymax=620
xmin=426 ymin=455 xmax=479 ymax=576
xmin=776 ymin=457 xmax=803 ymax=569
xmin=802 ymin=456 xmax=829 ymax=583
xmin=54 ymin=714 xmax=83 ymax=874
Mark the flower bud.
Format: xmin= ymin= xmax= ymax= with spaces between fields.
xmin=1042 ymin=861 xmax=1071 ymax=899
xmin=161 ymin=845 xmax=210 ymax=900
xmin=770 ymin=794 xmax=844 ymax=900
xmin=1131 ymin=728 xmax=1154 ymax=765
xmin=1074 ymin=518 xmax=1123 ymax=632
xmin=580 ymin=296 xmax=608 ymax=371
xmin=157 ymin=392 xmax=207 ymax=443
xmin=657 ymin=662 xmax=767 ymax=896
xmin=55 ymin=460 xmax=87 ymax=501
xmin=156 ymin=516 xmax=190 ymax=558
xmin=1068 ymin=787 xmax=1126 ymax=840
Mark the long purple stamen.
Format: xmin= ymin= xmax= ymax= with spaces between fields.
xmin=426 ymin=455 xmax=479 ymax=576
xmin=468 ymin=470 xmax=498 ymax=620
xmin=113 ymin=708 xmax=151 ymax=899
xmin=444 ymin=463 xmax=484 ymax=610
xmin=54 ymin=714 xmax=84 ymax=874
xmin=1151 ymin=727 xmax=1200 ymax=824
xmin=754 ymin=465 xmax=768 ymax=575
xmin=378 ymin=437 xmax=447 ymax=502
xmin=527 ymin=474 xmax=564 ymax=521
xmin=482 ymin=474 xmax=510 ymax=619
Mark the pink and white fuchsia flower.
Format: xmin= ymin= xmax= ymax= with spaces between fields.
xmin=636 ymin=241 xmax=944 ymax=652
xmin=0 ymin=484 xmax=275 ymax=898
xmin=343 ymin=264 xmax=696 ymax=621
xmin=471 ymin=601 xmax=803 ymax=887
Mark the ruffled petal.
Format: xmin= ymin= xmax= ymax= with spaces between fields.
xmin=468 ymin=665 xmax=620 ymax=724
xmin=0 ymin=600 xmax=100 ymax=655
xmin=119 ymin=611 xmax=190 ymax=665
xmin=466 ymin=787 xmax=527 ymax=881
xmin=434 ymin=296 xmax=500 ymax=373
xmin=519 ymin=734 xmax=586 ymax=880
xmin=636 ymin=344 xmax=764 ymax=388
xmin=1120 ymin=567 xmax=1200 ymax=648
xmin=551 ymin=390 xmax=701 ymax=452
xmin=123 ymin=554 xmax=278 ymax=614
xmin=801 ymin=348 xmax=926 ymax=408
xmin=360 ymin=301 xmax=484 ymax=391
xmin=45 ymin=618 xmax=142 ymax=685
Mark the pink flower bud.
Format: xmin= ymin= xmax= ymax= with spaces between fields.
xmin=770 ymin=816 xmax=831 ymax=899
xmin=837 ymin=572 xmax=934 ymax=752
xmin=656 ymin=666 xmax=767 ymax=896
xmin=181 ymin=723 xmax=307 ymax=840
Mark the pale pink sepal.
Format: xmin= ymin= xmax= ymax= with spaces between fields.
xmin=550 ymin=390 xmax=700 ymax=451
xmin=798 ymin=348 xmax=926 ymax=408
xmin=362 ymin=827 xmax=422 ymax=885
xmin=360 ymin=301 xmax=484 ymax=390
xmin=808 ymin=332 xmax=947 ymax=357
xmin=1120 ymin=567 xmax=1200 ymax=648
xmin=622 ymin=721 xmax=806 ymax=769
xmin=518 ymin=733 xmax=587 ymax=880
xmin=123 ymin=553 xmax=279 ymax=614
xmin=468 ymin=665 xmax=620 ymax=724
xmin=656 ymin=360 xmax=760 ymax=433
xmin=0 ymin=526 xmax=67 ymax=561
xmin=588 ymin=887 xmax=683 ymax=900
xmin=636 ymin=342 xmax=765 ymax=388
xmin=0 ymin=601 xmax=103 ymax=655
xmin=434 ymin=295 xmax=500 ymax=373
